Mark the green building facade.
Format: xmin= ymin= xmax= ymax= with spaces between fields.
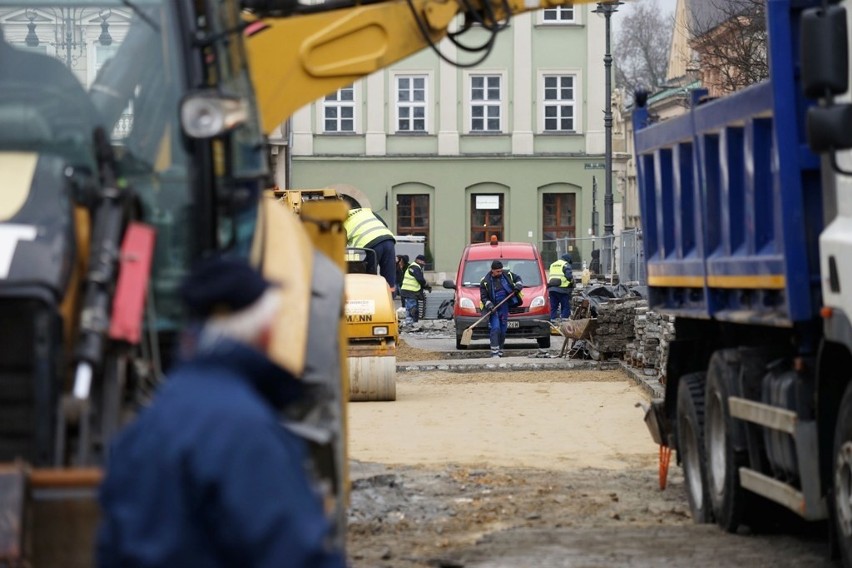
xmin=285 ymin=6 xmax=626 ymax=276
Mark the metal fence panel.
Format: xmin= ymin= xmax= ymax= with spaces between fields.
xmin=539 ymin=230 xmax=645 ymax=285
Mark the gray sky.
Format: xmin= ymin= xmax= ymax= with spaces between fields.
xmin=612 ymin=0 xmax=677 ymax=31
xmin=619 ymin=0 xmax=677 ymax=14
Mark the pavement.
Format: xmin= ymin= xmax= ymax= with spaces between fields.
xmin=398 ymin=327 xmax=665 ymax=400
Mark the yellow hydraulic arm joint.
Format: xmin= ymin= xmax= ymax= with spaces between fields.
xmin=246 ymin=0 xmax=600 ymax=134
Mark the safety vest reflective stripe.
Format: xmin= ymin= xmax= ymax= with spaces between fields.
xmin=549 ymin=260 xmax=570 ymax=287
xmin=344 ymin=209 xmax=394 ymax=249
xmin=401 ymin=262 xmax=422 ymax=292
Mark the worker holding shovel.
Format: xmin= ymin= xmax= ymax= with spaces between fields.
xmin=479 ymin=260 xmax=523 ymax=358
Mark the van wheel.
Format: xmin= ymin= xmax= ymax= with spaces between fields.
xmin=537 ymin=336 xmax=551 ymax=349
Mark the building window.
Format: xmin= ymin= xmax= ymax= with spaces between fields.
xmin=396 ymin=75 xmax=427 ymax=133
xmin=542 ymin=6 xmax=574 ymax=23
xmin=542 ymin=193 xmax=576 ymax=240
xmin=543 ymin=75 xmax=575 ymax=132
xmin=397 ymin=194 xmax=430 ymax=264
xmin=323 ymin=86 xmax=355 ymax=132
xmin=95 ymin=44 xmax=119 ymax=74
xmin=470 ymin=75 xmax=501 ymax=132
xmin=94 ymin=44 xmax=133 ymax=140
xmin=470 ymin=194 xmax=504 ymax=243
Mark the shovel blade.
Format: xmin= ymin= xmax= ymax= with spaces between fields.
xmin=461 ymin=327 xmax=474 ymax=346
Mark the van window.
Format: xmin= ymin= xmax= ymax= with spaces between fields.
xmin=461 ymin=259 xmax=543 ymax=287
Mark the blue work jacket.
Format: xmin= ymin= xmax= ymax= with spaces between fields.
xmin=97 ymin=339 xmax=345 ymax=568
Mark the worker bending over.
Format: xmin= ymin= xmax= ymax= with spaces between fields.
xmin=344 ymin=207 xmax=397 ymax=292
xmin=400 ymin=254 xmax=431 ymax=325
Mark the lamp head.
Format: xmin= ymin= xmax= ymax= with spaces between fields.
xmin=25 ymin=10 xmax=39 ymax=47
xmin=99 ymin=9 xmax=112 ymax=46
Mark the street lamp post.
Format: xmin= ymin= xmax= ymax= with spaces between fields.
xmin=593 ymin=0 xmax=622 ymax=282
xmin=591 ymin=175 xmax=598 ymax=238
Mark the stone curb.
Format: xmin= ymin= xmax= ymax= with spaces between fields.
xmin=618 ymin=361 xmax=665 ymax=400
xmin=397 ymin=358 xmax=601 ymax=373
xmin=396 ymin=356 xmax=666 ymax=400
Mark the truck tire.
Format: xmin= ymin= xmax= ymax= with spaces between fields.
xmin=705 ymin=349 xmax=748 ymax=533
xmin=676 ymin=371 xmax=714 ymax=523
xmin=537 ymin=336 xmax=551 ymax=349
xmin=832 ymin=383 xmax=852 ymax=565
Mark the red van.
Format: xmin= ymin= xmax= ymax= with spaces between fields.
xmin=443 ymin=240 xmax=551 ymax=350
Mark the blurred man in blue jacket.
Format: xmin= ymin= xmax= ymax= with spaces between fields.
xmin=97 ymin=256 xmax=344 ymax=568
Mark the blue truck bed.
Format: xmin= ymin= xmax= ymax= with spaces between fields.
xmin=632 ymin=0 xmax=824 ymax=327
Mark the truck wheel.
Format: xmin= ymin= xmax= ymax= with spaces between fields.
xmin=676 ymin=371 xmax=714 ymax=523
xmin=832 ymin=383 xmax=852 ymax=565
xmin=705 ymin=349 xmax=747 ymax=533
xmin=537 ymin=336 xmax=551 ymax=349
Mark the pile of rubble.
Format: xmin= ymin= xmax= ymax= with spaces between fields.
xmin=399 ymin=318 xmax=454 ymax=337
xmin=564 ymin=285 xmax=675 ymax=379
xmin=586 ymin=298 xmax=642 ymax=360
xmin=399 ymin=286 xmax=678 ymax=380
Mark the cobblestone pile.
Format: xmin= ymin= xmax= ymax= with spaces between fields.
xmin=401 ymin=296 xmax=676 ymax=380
xmin=587 ymin=298 xmax=641 ymax=360
xmin=626 ymin=302 xmax=676 ymax=378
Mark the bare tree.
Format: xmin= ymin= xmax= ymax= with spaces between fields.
xmin=613 ymin=0 xmax=672 ymax=99
xmin=687 ymin=0 xmax=767 ymax=96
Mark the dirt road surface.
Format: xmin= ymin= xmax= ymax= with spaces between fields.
xmin=345 ymin=342 xmax=835 ymax=567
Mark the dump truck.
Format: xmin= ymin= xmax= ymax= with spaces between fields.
xmin=636 ymin=0 xmax=852 ymax=563
xmin=0 ymin=0 xmax=591 ymax=564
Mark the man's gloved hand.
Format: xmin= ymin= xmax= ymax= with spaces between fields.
xmin=425 ymin=285 xmax=432 ymax=293
xmin=484 ymin=301 xmax=494 ymax=312
xmin=514 ymin=282 xmax=524 ymax=292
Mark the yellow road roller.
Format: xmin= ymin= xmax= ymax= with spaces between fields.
xmin=343 ymin=248 xmax=398 ymax=402
xmin=278 ymin=189 xmax=398 ymax=401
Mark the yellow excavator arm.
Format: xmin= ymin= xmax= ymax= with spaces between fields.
xmin=247 ymin=0 xmax=602 ymax=133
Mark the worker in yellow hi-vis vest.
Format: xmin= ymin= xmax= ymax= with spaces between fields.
xmin=343 ymin=207 xmax=398 ymax=292
xmin=547 ymin=253 xmax=574 ymax=320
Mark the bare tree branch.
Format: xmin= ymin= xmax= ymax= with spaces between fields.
xmin=687 ymin=0 xmax=767 ymax=95
xmin=613 ymin=0 xmax=672 ymax=99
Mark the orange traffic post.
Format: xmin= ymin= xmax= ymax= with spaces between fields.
xmin=658 ymin=445 xmax=672 ymax=491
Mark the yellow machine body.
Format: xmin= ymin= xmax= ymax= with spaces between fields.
xmin=277 ymin=189 xmax=399 ymax=402
xmin=345 ymin=273 xmax=399 ymax=401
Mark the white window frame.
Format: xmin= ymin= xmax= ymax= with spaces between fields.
xmin=321 ymin=84 xmax=358 ymax=133
xmin=393 ymin=73 xmax=430 ymax=134
xmin=538 ymin=70 xmax=582 ymax=134
xmin=91 ymin=43 xmax=119 ymax=84
xmin=540 ymin=5 xmax=576 ymax=24
xmin=465 ymin=72 xmax=505 ymax=134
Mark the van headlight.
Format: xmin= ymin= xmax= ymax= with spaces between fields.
xmin=530 ymin=296 xmax=546 ymax=309
xmin=460 ymin=297 xmax=475 ymax=310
